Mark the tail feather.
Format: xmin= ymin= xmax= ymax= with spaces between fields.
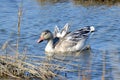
xmin=90 ymin=26 xmax=95 ymax=32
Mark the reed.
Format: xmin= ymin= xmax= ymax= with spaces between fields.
xmin=16 ymin=0 xmax=23 ymax=61
xmin=101 ymin=51 xmax=106 ymax=80
xmin=17 ymin=1 xmax=22 ymax=35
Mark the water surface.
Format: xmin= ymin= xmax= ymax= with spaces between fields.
xmin=0 ymin=0 xmax=120 ymax=80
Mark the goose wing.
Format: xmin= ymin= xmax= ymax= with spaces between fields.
xmin=65 ymin=26 xmax=94 ymax=42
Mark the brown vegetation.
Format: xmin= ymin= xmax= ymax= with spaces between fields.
xmin=0 ymin=42 xmax=66 ymax=80
xmin=36 ymin=0 xmax=120 ymax=6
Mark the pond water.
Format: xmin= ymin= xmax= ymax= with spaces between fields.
xmin=0 ymin=0 xmax=120 ymax=80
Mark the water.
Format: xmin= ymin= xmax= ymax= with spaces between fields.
xmin=0 ymin=0 xmax=120 ymax=80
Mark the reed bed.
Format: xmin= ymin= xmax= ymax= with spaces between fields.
xmin=0 ymin=43 xmax=67 ymax=80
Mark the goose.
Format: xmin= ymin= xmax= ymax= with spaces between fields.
xmin=37 ymin=26 xmax=95 ymax=55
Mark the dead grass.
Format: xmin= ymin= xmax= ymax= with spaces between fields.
xmin=0 ymin=43 xmax=66 ymax=80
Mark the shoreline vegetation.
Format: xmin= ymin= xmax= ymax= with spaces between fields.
xmin=0 ymin=47 xmax=65 ymax=79
xmin=0 ymin=41 xmax=67 ymax=80
xmin=37 ymin=0 xmax=120 ymax=6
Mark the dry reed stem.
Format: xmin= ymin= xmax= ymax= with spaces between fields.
xmin=1 ymin=41 xmax=9 ymax=50
xmin=16 ymin=0 xmax=23 ymax=60
xmin=51 ymin=58 xmax=80 ymax=68
xmin=102 ymin=51 xmax=106 ymax=80
xmin=0 ymin=54 xmax=65 ymax=79
xmin=17 ymin=1 xmax=22 ymax=35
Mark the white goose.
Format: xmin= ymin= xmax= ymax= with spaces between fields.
xmin=37 ymin=26 xmax=95 ymax=54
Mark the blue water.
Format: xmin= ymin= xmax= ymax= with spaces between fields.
xmin=0 ymin=0 xmax=120 ymax=80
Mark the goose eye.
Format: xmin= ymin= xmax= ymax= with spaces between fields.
xmin=44 ymin=32 xmax=47 ymax=35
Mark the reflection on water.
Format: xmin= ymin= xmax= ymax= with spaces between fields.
xmin=50 ymin=49 xmax=91 ymax=60
xmin=37 ymin=0 xmax=68 ymax=5
xmin=46 ymin=49 xmax=92 ymax=80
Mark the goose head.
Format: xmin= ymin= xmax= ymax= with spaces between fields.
xmin=37 ymin=30 xmax=53 ymax=43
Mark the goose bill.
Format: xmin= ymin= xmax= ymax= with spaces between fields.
xmin=37 ymin=37 xmax=44 ymax=43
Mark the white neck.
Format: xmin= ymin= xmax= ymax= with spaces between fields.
xmin=45 ymin=39 xmax=54 ymax=52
